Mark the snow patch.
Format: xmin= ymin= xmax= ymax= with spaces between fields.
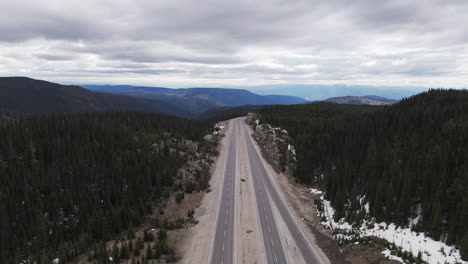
xmin=310 ymin=188 xmax=323 ymax=194
xmin=318 ymin=195 xmax=467 ymax=264
xmin=382 ymin=249 xmax=404 ymax=263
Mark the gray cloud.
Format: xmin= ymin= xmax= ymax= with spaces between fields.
xmin=35 ymin=54 xmax=76 ymax=61
xmin=0 ymin=0 xmax=467 ymax=87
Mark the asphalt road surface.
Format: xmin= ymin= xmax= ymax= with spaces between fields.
xmin=240 ymin=120 xmax=288 ymax=264
xmin=241 ymin=120 xmax=324 ymax=263
xmin=210 ymin=118 xmax=325 ymax=263
xmin=210 ymin=120 xmax=238 ymax=264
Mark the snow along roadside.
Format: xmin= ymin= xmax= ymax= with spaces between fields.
xmin=317 ymin=193 xmax=467 ymax=264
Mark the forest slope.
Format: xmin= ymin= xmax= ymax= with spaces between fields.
xmin=0 ymin=77 xmax=189 ymax=117
xmin=253 ymin=89 xmax=468 ymax=260
xmin=84 ymin=85 xmax=308 ymax=116
xmin=0 ymin=112 xmax=215 ymax=263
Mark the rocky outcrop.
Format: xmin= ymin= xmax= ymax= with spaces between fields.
xmin=246 ymin=112 xmax=296 ymax=174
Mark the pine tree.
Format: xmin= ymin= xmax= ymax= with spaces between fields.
xmin=112 ymin=243 xmax=120 ymax=263
xmin=146 ymin=245 xmax=153 ymax=259
xmin=461 ymin=232 xmax=468 ymax=261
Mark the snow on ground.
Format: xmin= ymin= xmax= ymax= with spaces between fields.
xmin=318 ymin=195 xmax=467 ymax=264
xmin=309 ymin=188 xmax=323 ymax=194
xmin=382 ymin=249 xmax=404 ymax=263
xmin=287 ymin=144 xmax=296 ymax=156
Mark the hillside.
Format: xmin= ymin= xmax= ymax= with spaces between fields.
xmin=0 ymin=112 xmax=217 ymax=263
xmin=250 ymin=89 xmax=468 ymax=261
xmin=0 ymin=77 xmax=189 ymax=117
xmin=245 ymin=84 xmax=426 ymax=100
xmin=324 ymin=95 xmax=397 ymax=105
xmin=83 ymin=85 xmax=308 ymax=115
xmin=197 ymin=105 xmax=266 ymax=120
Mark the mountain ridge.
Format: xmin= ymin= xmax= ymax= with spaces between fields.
xmin=83 ymin=84 xmax=308 ymax=115
xmin=0 ymin=77 xmax=189 ymax=117
xmin=324 ymin=95 xmax=397 ymax=105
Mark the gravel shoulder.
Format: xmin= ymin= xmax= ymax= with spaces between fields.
xmin=244 ymin=119 xmax=334 ymax=264
xmin=179 ymin=120 xmax=232 ymax=264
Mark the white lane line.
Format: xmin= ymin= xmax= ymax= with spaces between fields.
xmin=224 ymin=230 xmax=226 ymax=237
xmin=268 ymin=225 xmax=271 ymax=233
xmin=222 ymin=243 xmax=225 ymax=252
xmin=275 ymin=254 xmax=278 ymax=263
xmin=270 ymin=239 xmax=274 ymax=246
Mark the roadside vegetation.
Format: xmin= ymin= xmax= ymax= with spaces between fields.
xmin=252 ymin=89 xmax=468 ymax=261
xmin=0 ymin=112 xmax=218 ymax=263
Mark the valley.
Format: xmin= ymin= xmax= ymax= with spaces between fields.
xmin=0 ymin=78 xmax=467 ymax=264
xmin=2 ymin=1 xmax=468 ymax=263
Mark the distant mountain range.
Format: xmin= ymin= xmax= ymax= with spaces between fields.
xmin=0 ymin=77 xmax=189 ymax=117
xmin=0 ymin=77 xmax=308 ymax=119
xmin=1 ymin=77 xmax=428 ymax=120
xmin=82 ymin=85 xmax=307 ymax=116
xmin=243 ymin=84 xmax=427 ymax=100
xmin=197 ymin=95 xmax=396 ymax=120
xmin=323 ymin=95 xmax=397 ymax=105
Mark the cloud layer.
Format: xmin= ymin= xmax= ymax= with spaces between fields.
xmin=0 ymin=0 xmax=467 ymax=87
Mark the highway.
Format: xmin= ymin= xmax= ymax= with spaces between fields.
xmin=240 ymin=120 xmax=287 ymax=264
xmin=241 ymin=120 xmax=325 ymax=263
xmin=210 ymin=120 xmax=238 ymax=264
xmin=209 ymin=118 xmax=327 ymax=264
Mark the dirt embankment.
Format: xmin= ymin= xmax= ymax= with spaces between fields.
xmin=179 ymin=120 xmax=232 ymax=264
xmin=246 ymin=113 xmax=295 ymax=174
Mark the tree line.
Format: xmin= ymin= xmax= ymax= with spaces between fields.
xmin=0 ymin=112 xmax=212 ymax=263
xmin=256 ymin=89 xmax=468 ymax=259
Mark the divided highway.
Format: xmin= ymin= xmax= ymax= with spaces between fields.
xmin=209 ymin=118 xmax=327 ymax=263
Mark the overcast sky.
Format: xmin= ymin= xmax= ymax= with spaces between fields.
xmin=0 ymin=0 xmax=467 ymax=88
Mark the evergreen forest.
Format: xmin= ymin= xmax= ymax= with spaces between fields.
xmin=0 ymin=112 xmax=212 ymax=263
xmin=255 ymin=89 xmax=468 ymax=259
